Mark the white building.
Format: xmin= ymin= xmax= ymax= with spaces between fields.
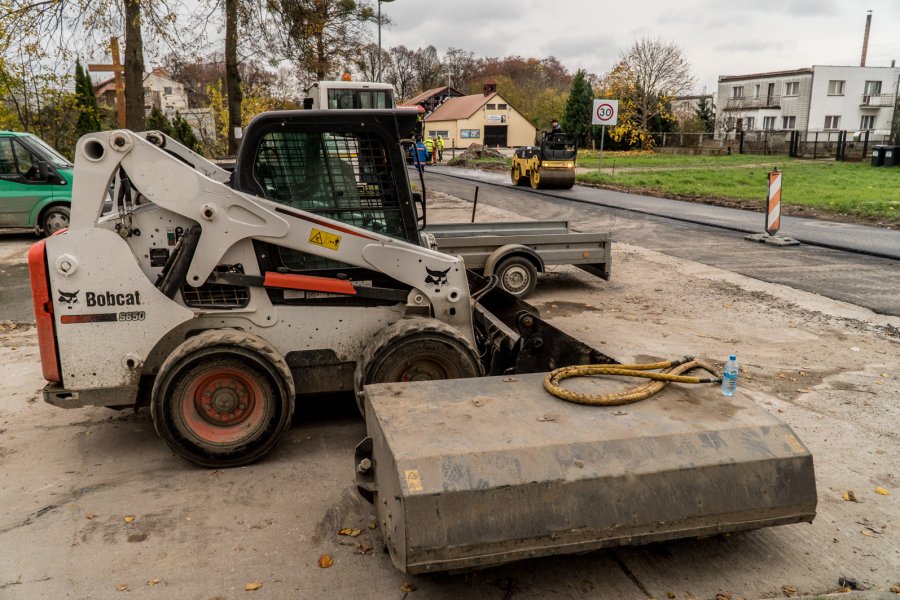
xmin=717 ymin=65 xmax=900 ymax=138
xmin=95 ymin=67 xmax=190 ymax=119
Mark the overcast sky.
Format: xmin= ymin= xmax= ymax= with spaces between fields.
xmin=378 ymin=0 xmax=900 ymax=94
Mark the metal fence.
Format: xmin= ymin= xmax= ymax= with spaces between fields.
xmin=650 ymin=130 xmax=893 ymax=161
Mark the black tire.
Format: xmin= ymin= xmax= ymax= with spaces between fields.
xmin=353 ymin=318 xmax=482 ymax=417
xmin=40 ymin=205 xmax=70 ymax=237
xmin=151 ymin=329 xmax=295 ymax=468
xmin=510 ymin=165 xmax=528 ymax=186
xmin=494 ymin=255 xmax=538 ymax=298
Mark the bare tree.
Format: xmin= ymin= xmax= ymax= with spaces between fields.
xmin=413 ymin=45 xmax=441 ymax=92
xmin=384 ymin=45 xmax=416 ymax=100
xmin=354 ymin=43 xmax=391 ymax=82
xmin=620 ymin=37 xmax=695 ymax=146
xmin=442 ymin=47 xmax=479 ymax=91
xmin=265 ymin=0 xmax=377 ymax=82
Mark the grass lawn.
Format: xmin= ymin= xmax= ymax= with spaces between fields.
xmin=576 ymin=154 xmax=900 ymax=223
xmin=576 ymin=151 xmax=783 ymax=169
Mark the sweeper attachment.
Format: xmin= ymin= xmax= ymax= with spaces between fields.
xmin=357 ymin=370 xmax=817 ymax=574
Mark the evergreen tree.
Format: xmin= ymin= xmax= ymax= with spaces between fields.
xmin=146 ymin=106 xmax=173 ymax=135
xmin=171 ymin=111 xmax=202 ymax=154
xmin=74 ymin=59 xmax=102 ymax=137
xmin=561 ymin=69 xmax=594 ymax=147
xmin=694 ymin=96 xmax=715 ymax=133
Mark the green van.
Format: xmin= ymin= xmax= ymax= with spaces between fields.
xmin=0 ymin=131 xmax=74 ymax=236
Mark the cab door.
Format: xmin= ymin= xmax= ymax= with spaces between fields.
xmin=0 ymin=137 xmax=48 ymax=227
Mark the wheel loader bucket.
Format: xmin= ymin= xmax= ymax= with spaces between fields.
xmin=356 ymin=373 xmax=816 ymax=574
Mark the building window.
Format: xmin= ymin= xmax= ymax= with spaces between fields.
xmin=824 ymin=115 xmax=840 ymax=129
xmin=731 ymin=86 xmax=744 ymax=98
xmin=485 ymin=104 xmax=496 ymax=110
xmin=860 ymin=115 xmax=875 ymax=130
xmin=745 ymin=117 xmax=755 ymax=130
xmin=163 ymin=86 xmax=173 ymax=95
xmin=784 ymin=81 xmax=799 ymax=96
xmin=460 ymin=129 xmax=480 ymax=139
xmin=497 ymin=103 xmax=507 ymax=110
xmin=827 ymin=80 xmax=845 ymax=95
xmin=863 ymin=81 xmax=882 ymax=95
xmin=427 ymin=130 xmax=450 ymax=139
xmin=753 ymin=84 xmax=760 ymax=99
xmin=762 ymin=116 xmax=776 ymax=130
xmin=782 ymin=116 xmax=796 ymax=129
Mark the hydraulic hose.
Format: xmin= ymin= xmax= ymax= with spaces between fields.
xmin=544 ymin=356 xmax=721 ymax=406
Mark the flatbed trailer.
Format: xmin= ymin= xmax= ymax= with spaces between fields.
xmin=423 ymin=220 xmax=610 ymax=298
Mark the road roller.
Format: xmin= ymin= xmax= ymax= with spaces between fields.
xmin=510 ymin=132 xmax=578 ymax=190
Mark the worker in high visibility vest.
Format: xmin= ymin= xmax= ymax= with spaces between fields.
xmin=436 ymin=135 xmax=445 ymax=163
xmin=423 ymin=136 xmax=435 ymax=163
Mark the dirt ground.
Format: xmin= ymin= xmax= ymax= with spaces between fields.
xmin=0 ymin=194 xmax=898 ymax=599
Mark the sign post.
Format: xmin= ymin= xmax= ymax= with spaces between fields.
xmin=766 ymin=169 xmax=782 ymax=235
xmin=591 ymin=99 xmax=618 ymax=176
xmin=745 ymin=168 xmax=799 ymax=246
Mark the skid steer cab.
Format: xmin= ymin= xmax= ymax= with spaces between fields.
xmin=28 ymin=110 xmax=615 ymax=468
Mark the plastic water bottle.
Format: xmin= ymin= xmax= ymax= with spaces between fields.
xmin=721 ymin=355 xmax=738 ymax=397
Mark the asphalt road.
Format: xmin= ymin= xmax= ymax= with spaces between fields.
xmin=422 ymin=168 xmax=900 ymax=317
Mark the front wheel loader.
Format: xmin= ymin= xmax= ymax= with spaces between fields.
xmin=28 ymin=109 xmax=816 ymax=572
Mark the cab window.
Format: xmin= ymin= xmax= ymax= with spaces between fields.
xmin=0 ymin=138 xmax=43 ymax=182
xmin=251 ymin=130 xmax=410 ymax=272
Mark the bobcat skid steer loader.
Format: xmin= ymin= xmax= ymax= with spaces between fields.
xmin=28 ymin=109 xmax=816 ymax=573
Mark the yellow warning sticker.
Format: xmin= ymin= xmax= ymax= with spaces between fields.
xmin=404 ymin=469 xmax=423 ymax=492
xmin=308 ymin=228 xmax=341 ymax=251
xmin=784 ymin=434 xmax=805 ymax=454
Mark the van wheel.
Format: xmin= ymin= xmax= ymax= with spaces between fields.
xmin=495 ymin=256 xmax=538 ymax=298
xmin=151 ymin=329 xmax=295 ymax=468
xmin=354 ymin=318 xmax=482 ymax=418
xmin=41 ymin=205 xmax=70 ymax=236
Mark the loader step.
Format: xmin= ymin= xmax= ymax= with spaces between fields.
xmin=359 ymin=372 xmax=817 ymax=574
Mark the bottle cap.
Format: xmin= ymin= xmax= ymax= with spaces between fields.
xmin=729 ymin=354 xmax=736 ymax=360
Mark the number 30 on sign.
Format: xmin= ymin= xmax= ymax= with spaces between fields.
xmin=592 ymin=99 xmax=619 ymax=126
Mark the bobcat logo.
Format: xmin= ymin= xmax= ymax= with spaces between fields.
xmin=58 ymin=290 xmax=79 ymax=309
xmin=424 ymin=266 xmax=450 ymax=291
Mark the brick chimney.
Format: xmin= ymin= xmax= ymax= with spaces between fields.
xmin=860 ymin=10 xmax=872 ymax=67
xmin=483 ymin=79 xmax=497 ymax=96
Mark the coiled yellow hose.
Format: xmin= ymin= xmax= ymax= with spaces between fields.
xmin=543 ymin=356 xmax=721 ymax=406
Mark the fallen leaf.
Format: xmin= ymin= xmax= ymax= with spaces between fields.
xmin=86 ymin=513 xmax=96 ymax=520
xmin=210 ymin=470 xmax=223 ymax=478
xmin=354 ymin=542 xmax=373 ymax=554
xmin=716 ymin=593 xmax=731 ymax=600
xmin=123 ymin=515 xmax=135 ymax=523
xmin=842 ymin=491 xmax=858 ymax=502
xmin=115 ymin=583 xmax=128 ymax=592
xmin=245 ymin=582 xmax=262 ymax=591
xmin=889 ymin=584 xmax=900 ymax=593
xmin=349 ymin=528 xmax=362 ymax=537
xmin=861 ymin=529 xmax=874 ymax=537
xmin=782 ymin=584 xmax=797 ymax=597
xmin=368 ymin=522 xmax=377 ymax=530
xmin=318 ymin=554 xmax=333 ymax=568
xmin=400 ymin=582 xmax=417 ymax=593
xmin=147 ymin=579 xmax=160 ymax=587
xmin=777 ymin=372 xmax=787 ymax=379
xmin=875 ymin=486 xmax=889 ymax=496
xmin=667 ymin=593 xmax=676 ymax=599
xmin=338 ymin=528 xmax=353 ymax=536
xmin=881 ymin=373 xmax=889 ymax=378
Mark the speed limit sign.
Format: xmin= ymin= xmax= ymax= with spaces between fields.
xmin=592 ymin=99 xmax=618 ymax=126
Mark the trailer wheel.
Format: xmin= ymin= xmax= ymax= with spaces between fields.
xmin=354 ymin=318 xmax=482 ymax=417
xmin=151 ymin=329 xmax=295 ymax=468
xmin=495 ymin=255 xmax=538 ymax=298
